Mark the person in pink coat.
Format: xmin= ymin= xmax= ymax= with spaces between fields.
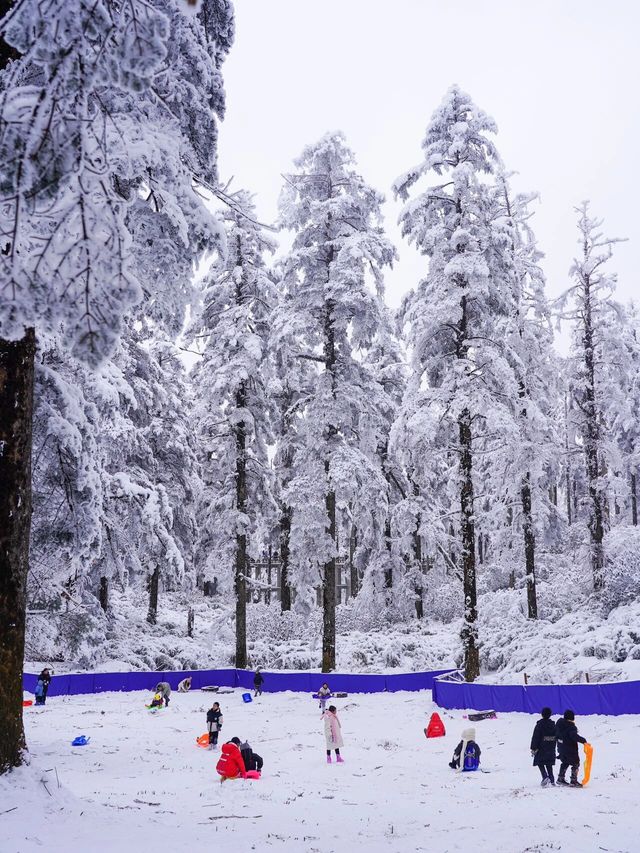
xmin=322 ymin=705 xmax=344 ymax=763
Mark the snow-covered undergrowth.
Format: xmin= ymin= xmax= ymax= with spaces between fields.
xmin=25 ymin=582 xmax=640 ymax=685
xmin=2 ymin=689 xmax=637 ymax=853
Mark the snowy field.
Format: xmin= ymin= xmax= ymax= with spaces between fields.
xmin=2 ymin=689 xmax=639 ymax=853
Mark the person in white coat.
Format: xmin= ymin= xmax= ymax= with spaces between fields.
xmin=322 ymin=705 xmax=344 ymax=764
xmin=177 ymin=676 xmax=192 ymax=693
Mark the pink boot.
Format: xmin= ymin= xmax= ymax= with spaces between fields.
xmin=336 ymin=755 xmax=344 ymax=763
xmin=326 ymin=754 xmax=332 ymax=764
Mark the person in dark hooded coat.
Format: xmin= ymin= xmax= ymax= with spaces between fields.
xmin=555 ymin=709 xmax=587 ymax=787
xmin=530 ymin=707 xmax=557 ymax=786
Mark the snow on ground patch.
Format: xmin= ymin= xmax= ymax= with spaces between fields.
xmin=2 ymin=689 xmax=638 ymax=853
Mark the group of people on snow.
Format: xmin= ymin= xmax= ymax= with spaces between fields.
xmin=531 ymin=708 xmax=588 ymax=787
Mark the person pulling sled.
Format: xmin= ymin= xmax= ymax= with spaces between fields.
xmin=556 ymin=710 xmax=587 ymax=787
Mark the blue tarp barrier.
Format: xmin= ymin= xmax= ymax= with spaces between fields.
xmin=432 ymin=675 xmax=640 ymax=716
xmin=23 ymin=667 xmax=455 ymax=697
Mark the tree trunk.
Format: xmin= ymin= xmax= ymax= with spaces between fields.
xmin=348 ymin=524 xmax=358 ymax=598
xmin=459 ymin=407 xmax=479 ymax=681
xmin=279 ymin=506 xmax=292 ymax=611
xmin=234 ymin=382 xmax=248 ymax=668
xmin=99 ymin=575 xmax=109 ymax=613
xmin=147 ymin=565 xmax=159 ymax=625
xmin=521 ymin=472 xmax=538 ymax=619
xmin=581 ymin=277 xmax=605 ymax=590
xmin=412 ymin=484 xmax=424 ymax=619
xmin=0 ymin=329 xmax=36 ymax=774
xmin=321 ymin=293 xmax=337 ymax=673
xmin=187 ymin=607 xmax=194 ymax=638
xmin=322 ymin=468 xmax=336 ymax=672
xmin=383 ymin=517 xmax=393 ymax=590
xmin=631 ymin=471 xmax=638 ymax=527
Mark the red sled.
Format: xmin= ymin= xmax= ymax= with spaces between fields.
xmin=425 ymin=712 xmax=446 ymax=738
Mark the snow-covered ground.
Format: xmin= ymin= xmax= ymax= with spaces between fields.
xmin=2 ymin=688 xmax=638 ymax=853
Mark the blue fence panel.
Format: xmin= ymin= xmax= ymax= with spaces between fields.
xmin=432 ymin=675 xmax=640 ymax=716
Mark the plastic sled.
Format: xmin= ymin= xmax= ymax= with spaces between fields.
xmin=196 ymin=733 xmax=210 ymax=748
xmin=582 ymin=742 xmax=593 ymax=786
xmin=245 ymin=770 xmax=261 ymax=780
xmin=201 ymin=685 xmax=220 ymax=692
xmin=71 ymin=735 xmax=90 ymax=747
xmin=465 ymin=710 xmax=496 ymax=722
xmin=23 ymin=699 xmax=33 ymax=707
xmin=242 ymin=692 xmax=252 ymax=703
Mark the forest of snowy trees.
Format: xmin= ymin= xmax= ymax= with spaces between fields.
xmin=1 ymin=0 xmax=640 ymax=774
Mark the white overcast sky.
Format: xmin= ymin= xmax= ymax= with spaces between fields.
xmin=218 ymin=0 xmax=639 ymax=313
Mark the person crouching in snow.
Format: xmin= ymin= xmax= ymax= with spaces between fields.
xmin=530 ymin=707 xmax=557 ymax=787
xmin=154 ymin=681 xmax=171 ymax=707
xmin=240 ymin=740 xmax=264 ymax=773
xmin=177 ymin=676 xmax=192 ymax=693
xmin=556 ymin=710 xmax=587 ymax=787
xmin=317 ymin=683 xmax=332 ymax=711
xmin=323 ymin=705 xmax=344 ymax=763
xmin=448 ymin=727 xmax=481 ymax=771
xmin=207 ymin=702 xmax=223 ymax=749
xmin=216 ymin=737 xmax=247 ymax=782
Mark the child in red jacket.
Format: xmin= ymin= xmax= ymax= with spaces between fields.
xmin=216 ymin=737 xmax=247 ymax=782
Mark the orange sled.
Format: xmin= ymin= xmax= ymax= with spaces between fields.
xmin=196 ymin=733 xmax=210 ymax=748
xmin=582 ymin=742 xmax=593 ymax=786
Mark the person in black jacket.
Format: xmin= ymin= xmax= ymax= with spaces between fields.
xmin=207 ymin=702 xmax=223 ymax=749
xmin=555 ymin=709 xmax=587 ymax=787
xmin=253 ymin=668 xmax=264 ymax=697
xmin=530 ymin=707 xmax=557 ymax=786
xmin=239 ymin=740 xmax=264 ymax=773
xmin=38 ymin=668 xmax=52 ymax=705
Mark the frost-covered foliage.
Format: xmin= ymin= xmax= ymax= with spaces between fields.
xmin=0 ymin=0 xmax=234 ymax=361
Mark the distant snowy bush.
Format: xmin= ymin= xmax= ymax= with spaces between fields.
xmin=603 ymin=527 xmax=640 ymax=611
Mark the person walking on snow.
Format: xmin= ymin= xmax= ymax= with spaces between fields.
xmin=216 ymin=737 xmax=247 ymax=782
xmin=207 ymin=701 xmax=223 ymax=749
xmin=323 ymin=705 xmax=344 ymax=763
xmin=556 ymin=709 xmax=587 ymax=787
xmin=317 ymin=682 xmax=332 ymax=711
xmin=530 ymin=707 xmax=557 ymax=787
xmin=253 ymin=668 xmax=264 ymax=697
xmin=154 ymin=681 xmax=171 ymax=707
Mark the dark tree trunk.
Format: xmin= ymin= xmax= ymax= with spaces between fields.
xmin=322 ymin=464 xmax=336 ymax=672
xmin=322 ymin=292 xmax=337 ymax=673
xmin=187 ymin=607 xmax=194 ymax=638
xmin=147 ymin=565 xmax=159 ymax=625
xmin=459 ymin=407 xmax=479 ymax=681
xmin=631 ymin=471 xmax=638 ymax=527
xmin=349 ymin=524 xmax=358 ymax=598
xmin=383 ymin=517 xmax=393 ymax=590
xmin=521 ymin=472 xmax=538 ymax=619
xmin=99 ymin=575 xmax=109 ymax=613
xmin=234 ymin=382 xmax=248 ymax=668
xmin=0 ymin=329 xmax=36 ymax=774
xmin=411 ymin=479 xmax=424 ymax=618
xmin=581 ymin=276 xmax=605 ymax=590
xmin=279 ymin=506 xmax=292 ymax=611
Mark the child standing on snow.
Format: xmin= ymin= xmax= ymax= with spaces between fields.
xmin=317 ymin=683 xmax=332 ymax=711
xmin=207 ymin=701 xmax=223 ymax=749
xmin=322 ymin=705 xmax=344 ymax=763
xmin=530 ymin=706 xmax=557 ymax=787
xmin=555 ymin=709 xmax=587 ymax=787
xmin=253 ymin=668 xmax=264 ymax=697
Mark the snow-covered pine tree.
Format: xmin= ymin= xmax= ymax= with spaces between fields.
xmin=277 ymin=132 xmax=395 ymax=671
xmin=0 ymin=0 xmax=233 ymax=772
xmin=393 ymin=86 xmax=523 ymax=681
xmin=557 ymin=203 xmax=624 ymax=591
xmin=486 ymin=176 xmax=559 ymax=618
xmin=191 ymin=193 xmax=276 ymax=668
